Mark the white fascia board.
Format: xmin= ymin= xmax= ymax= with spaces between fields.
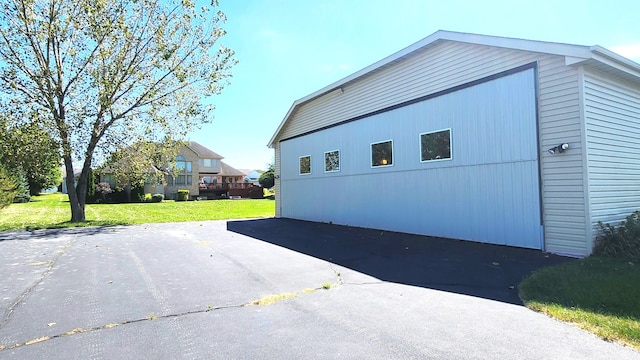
xmin=439 ymin=30 xmax=593 ymax=58
xmin=565 ymin=56 xmax=590 ymax=66
xmin=589 ymin=45 xmax=640 ymax=80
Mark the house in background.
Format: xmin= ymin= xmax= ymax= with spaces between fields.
xmin=268 ymin=30 xmax=640 ymax=258
xmin=101 ymin=141 xmax=250 ymax=200
xmin=240 ymin=169 xmax=263 ymax=186
xmin=60 ymin=168 xmax=82 ymax=194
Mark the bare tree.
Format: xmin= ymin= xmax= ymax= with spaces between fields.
xmin=0 ymin=0 xmax=235 ymax=221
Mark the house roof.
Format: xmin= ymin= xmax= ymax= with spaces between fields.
xmin=219 ymin=161 xmax=246 ymax=177
xmin=268 ymin=30 xmax=640 ymax=148
xmin=186 ymin=141 xmax=224 ymax=159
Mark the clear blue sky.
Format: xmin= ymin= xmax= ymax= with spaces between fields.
xmin=188 ymin=0 xmax=640 ymax=171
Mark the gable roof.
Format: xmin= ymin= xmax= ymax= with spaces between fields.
xmin=268 ymin=30 xmax=640 ymax=148
xmin=219 ymin=161 xmax=246 ymax=177
xmin=186 ymin=141 xmax=224 ymax=159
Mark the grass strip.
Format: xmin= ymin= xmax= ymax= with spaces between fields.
xmin=0 ymin=193 xmax=275 ymax=231
xmin=519 ymin=257 xmax=640 ymax=350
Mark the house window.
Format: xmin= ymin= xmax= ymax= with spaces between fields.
xmin=371 ymin=140 xmax=393 ymax=167
xmin=176 ymin=175 xmax=186 ymax=185
xmin=187 ymin=175 xmax=192 ymax=185
xmin=299 ymin=155 xmax=311 ymax=175
xmin=420 ymin=129 xmax=451 ymax=162
xmin=176 ymin=155 xmax=192 ymax=173
xmin=103 ymin=174 xmax=114 ymax=185
xmin=324 ymin=150 xmax=340 ymax=172
xmin=199 ymin=159 xmax=217 ymax=168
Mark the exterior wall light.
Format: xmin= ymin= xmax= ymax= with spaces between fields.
xmin=548 ymin=143 xmax=569 ymax=154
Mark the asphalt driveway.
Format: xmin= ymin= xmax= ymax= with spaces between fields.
xmin=0 ymin=219 xmax=637 ymax=359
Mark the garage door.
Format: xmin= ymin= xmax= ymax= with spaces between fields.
xmin=280 ymin=68 xmax=542 ymax=249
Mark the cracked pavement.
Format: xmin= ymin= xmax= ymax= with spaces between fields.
xmin=0 ymin=219 xmax=638 ymax=359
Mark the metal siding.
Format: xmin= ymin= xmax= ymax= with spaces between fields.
xmin=276 ymin=41 xmax=589 ymax=256
xmin=585 ymin=68 xmax=640 ymax=230
xmin=280 ymin=70 xmax=542 ymax=248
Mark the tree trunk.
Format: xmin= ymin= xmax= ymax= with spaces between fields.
xmin=64 ymin=156 xmax=86 ymax=222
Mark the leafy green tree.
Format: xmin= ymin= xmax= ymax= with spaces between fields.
xmin=100 ymin=141 xmax=180 ymax=202
xmin=259 ymin=162 xmax=275 ymax=188
xmin=0 ymin=0 xmax=236 ymax=221
xmin=0 ymin=116 xmax=62 ymax=195
xmin=0 ymin=163 xmax=18 ymax=209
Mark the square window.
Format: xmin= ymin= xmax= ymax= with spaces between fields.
xmin=324 ymin=150 xmax=340 ymax=172
xmin=299 ymin=155 xmax=311 ymax=175
xmin=371 ymin=140 xmax=393 ymax=167
xmin=176 ymin=175 xmax=186 ymax=185
xmin=420 ymin=129 xmax=451 ymax=162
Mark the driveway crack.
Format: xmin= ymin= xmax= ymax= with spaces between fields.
xmin=0 ymin=282 xmax=338 ymax=351
xmin=0 ymin=239 xmax=72 ymax=330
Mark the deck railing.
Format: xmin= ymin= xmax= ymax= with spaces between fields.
xmin=199 ymin=183 xmax=254 ymax=191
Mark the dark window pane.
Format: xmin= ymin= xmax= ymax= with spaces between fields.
xmin=299 ymin=156 xmax=311 ymax=174
xmin=421 ymin=130 xmax=451 ymax=161
xmin=371 ymin=141 xmax=393 ymax=167
xmin=325 ymin=150 xmax=340 ymax=172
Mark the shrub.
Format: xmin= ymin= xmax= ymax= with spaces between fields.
xmin=95 ymin=182 xmax=113 ymax=203
xmin=138 ymin=193 xmax=152 ymax=202
xmin=259 ymin=170 xmax=274 ymax=188
xmin=176 ymin=189 xmax=189 ymax=201
xmin=131 ymin=185 xmax=145 ymax=203
xmin=13 ymin=171 xmax=30 ymax=203
xmin=151 ymin=193 xmax=164 ymax=202
xmin=594 ymin=211 xmax=640 ymax=260
xmin=13 ymin=192 xmax=31 ymax=203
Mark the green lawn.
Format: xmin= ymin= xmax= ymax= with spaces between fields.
xmin=0 ymin=193 xmax=275 ymax=231
xmin=519 ymin=257 xmax=640 ymax=350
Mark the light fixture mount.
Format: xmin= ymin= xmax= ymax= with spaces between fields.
xmin=548 ymin=143 xmax=569 ymax=154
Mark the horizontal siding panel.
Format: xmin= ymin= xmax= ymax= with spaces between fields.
xmin=585 ymin=67 xmax=640 ymax=237
xmin=279 ymin=42 xmax=550 ymax=141
xmin=545 ymin=220 xmax=588 ymax=230
xmin=539 ymin=74 xmax=579 ymax=90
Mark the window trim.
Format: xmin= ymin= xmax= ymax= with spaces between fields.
xmin=370 ymin=139 xmax=394 ymax=168
xmin=299 ymin=155 xmax=312 ymax=175
xmin=419 ymin=128 xmax=452 ymax=163
xmin=324 ymin=149 xmax=341 ymax=173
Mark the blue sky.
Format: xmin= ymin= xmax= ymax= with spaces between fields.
xmin=189 ymin=0 xmax=640 ymax=171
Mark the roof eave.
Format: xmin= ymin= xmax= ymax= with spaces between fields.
xmin=268 ymin=30 xmax=640 ymax=147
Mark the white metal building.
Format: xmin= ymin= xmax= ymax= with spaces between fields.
xmin=267 ymin=30 xmax=640 ymax=257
